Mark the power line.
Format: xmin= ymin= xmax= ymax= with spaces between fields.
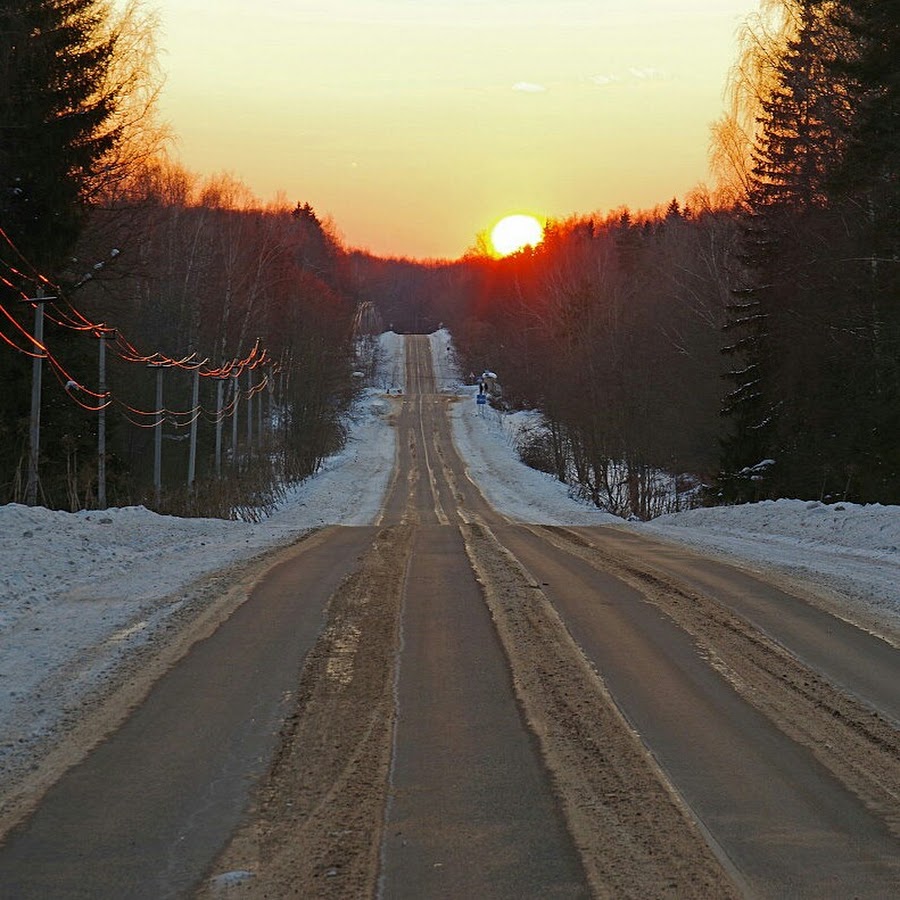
xmin=2 ymin=226 xmax=282 ymax=421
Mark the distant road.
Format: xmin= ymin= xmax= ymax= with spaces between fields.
xmin=1 ymin=335 xmax=898 ymax=898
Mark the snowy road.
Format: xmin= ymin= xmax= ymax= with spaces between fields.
xmin=0 ymin=332 xmax=898 ymax=897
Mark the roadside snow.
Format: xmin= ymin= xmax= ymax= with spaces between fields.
xmin=431 ymin=328 xmax=899 ymax=631
xmin=642 ymin=500 xmax=900 ymax=631
xmin=0 ymin=331 xmax=402 ymax=778
xmin=449 ymin=388 xmax=620 ymax=527
xmin=1 ymin=327 xmax=898 ymax=785
xmin=430 ymin=329 xmax=618 ymax=526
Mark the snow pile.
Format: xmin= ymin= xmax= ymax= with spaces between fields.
xmin=649 ymin=498 xmax=899 ymax=559
xmin=373 ymin=329 xmax=406 ymax=393
xmin=642 ymin=499 xmax=900 ymax=626
xmin=428 ymin=329 xmax=459 ymax=393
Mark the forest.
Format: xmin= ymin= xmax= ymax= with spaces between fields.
xmin=1 ymin=0 xmax=897 ymax=518
xmin=0 ymin=1 xmax=368 ymax=515
xmin=398 ymin=0 xmax=900 ymax=515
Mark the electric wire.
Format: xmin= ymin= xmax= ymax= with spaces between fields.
xmin=2 ymin=225 xmax=284 ymax=427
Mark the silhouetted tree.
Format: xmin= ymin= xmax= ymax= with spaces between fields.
xmin=719 ymin=0 xmax=900 ymax=502
xmin=0 ymin=0 xmax=161 ymax=505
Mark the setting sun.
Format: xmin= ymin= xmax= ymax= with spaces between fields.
xmin=490 ymin=214 xmax=545 ymax=257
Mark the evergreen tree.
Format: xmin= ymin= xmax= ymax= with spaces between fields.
xmin=0 ymin=0 xmax=124 ymax=505
xmin=721 ymin=0 xmax=900 ymax=502
xmin=749 ymin=2 xmax=851 ymax=211
xmin=720 ymin=1 xmax=859 ymax=500
xmin=833 ymin=0 xmax=900 ymax=198
xmin=829 ymin=0 xmax=900 ymax=499
xmin=1 ymin=0 xmax=122 ymax=271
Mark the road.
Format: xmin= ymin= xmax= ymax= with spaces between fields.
xmin=1 ymin=334 xmax=899 ymax=898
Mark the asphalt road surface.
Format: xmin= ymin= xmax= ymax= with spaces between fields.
xmin=1 ymin=335 xmax=898 ymax=898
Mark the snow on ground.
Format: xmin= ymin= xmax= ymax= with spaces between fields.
xmin=430 ymin=329 xmax=617 ymax=526
xmin=0 ymin=331 xmax=403 ymax=776
xmin=1 ymin=328 xmax=898 ymax=782
xmin=431 ymin=328 xmax=900 ymax=631
xmin=642 ymin=500 xmax=900 ymax=632
xmin=450 ymin=387 xmax=621 ymax=527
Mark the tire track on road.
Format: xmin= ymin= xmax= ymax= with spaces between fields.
xmin=460 ymin=521 xmax=740 ymax=899
xmin=197 ymin=526 xmax=413 ymax=899
xmin=534 ymin=525 xmax=900 ymax=842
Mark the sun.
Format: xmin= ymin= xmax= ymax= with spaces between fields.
xmin=490 ymin=214 xmax=544 ymax=257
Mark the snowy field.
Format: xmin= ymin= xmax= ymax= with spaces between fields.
xmin=1 ymin=329 xmax=899 ymax=780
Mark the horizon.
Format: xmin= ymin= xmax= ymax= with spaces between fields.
xmin=146 ymin=1 xmax=760 ymax=260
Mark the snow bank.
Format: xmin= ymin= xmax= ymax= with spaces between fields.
xmin=449 ymin=385 xmax=619 ymax=526
xmin=642 ymin=499 xmax=900 ymax=627
xmin=648 ymin=498 xmax=899 ymax=559
xmin=376 ymin=329 xmax=406 ymax=393
xmin=428 ymin=328 xmax=459 ymax=393
xmin=431 ymin=328 xmax=615 ymax=526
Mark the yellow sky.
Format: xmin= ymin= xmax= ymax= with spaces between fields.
xmin=149 ymin=1 xmax=761 ymax=259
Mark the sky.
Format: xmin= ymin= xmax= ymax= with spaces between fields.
xmin=147 ymin=1 xmax=762 ymax=260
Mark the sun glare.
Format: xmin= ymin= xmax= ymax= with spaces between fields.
xmin=490 ymin=214 xmax=544 ymax=257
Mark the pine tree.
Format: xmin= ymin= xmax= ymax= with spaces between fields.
xmin=720 ymin=0 xmax=900 ymax=502
xmin=749 ymin=2 xmax=851 ymax=211
xmin=828 ymin=0 xmax=900 ymax=499
xmin=0 ymin=0 xmax=124 ymax=505
xmin=719 ymin=1 xmax=859 ymax=500
xmin=1 ymin=0 xmax=121 ymax=272
xmin=833 ymin=0 xmax=900 ymax=198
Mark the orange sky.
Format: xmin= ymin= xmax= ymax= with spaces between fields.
xmin=149 ymin=1 xmax=762 ymax=259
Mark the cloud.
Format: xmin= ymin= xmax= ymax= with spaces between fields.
xmin=589 ymin=68 xmax=669 ymax=88
xmin=627 ymin=67 xmax=668 ymax=81
xmin=512 ymin=81 xmax=547 ymax=93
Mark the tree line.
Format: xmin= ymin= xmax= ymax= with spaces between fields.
xmin=447 ymin=201 xmax=736 ymax=519
xmin=1 ymin=1 xmax=362 ymax=515
xmin=368 ymin=0 xmax=898 ymax=516
xmin=716 ymin=0 xmax=899 ymax=504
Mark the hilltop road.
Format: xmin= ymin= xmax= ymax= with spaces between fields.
xmin=1 ymin=335 xmax=898 ymax=898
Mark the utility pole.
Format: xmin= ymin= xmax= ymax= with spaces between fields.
xmin=258 ymin=369 xmax=265 ymax=446
xmin=149 ymin=361 xmax=168 ymax=506
xmin=187 ymin=367 xmax=200 ymax=488
xmin=267 ymin=366 xmax=275 ymax=441
xmin=231 ymin=374 xmax=240 ymax=467
xmin=278 ymin=363 xmax=286 ymax=431
xmin=281 ymin=351 xmax=292 ymax=439
xmin=215 ymin=376 xmax=225 ymax=477
xmin=25 ymin=287 xmax=52 ymax=506
xmin=246 ymin=368 xmax=254 ymax=459
xmin=97 ymin=328 xmax=113 ymax=509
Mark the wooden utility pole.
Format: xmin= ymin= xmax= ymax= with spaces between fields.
xmin=258 ymin=369 xmax=265 ymax=446
xmin=150 ymin=362 xmax=167 ymax=506
xmin=231 ymin=374 xmax=240 ymax=466
xmin=97 ymin=328 xmax=112 ymax=509
xmin=215 ymin=377 xmax=225 ymax=477
xmin=187 ymin=367 xmax=200 ymax=488
xmin=246 ymin=368 xmax=253 ymax=458
xmin=25 ymin=288 xmax=51 ymax=506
